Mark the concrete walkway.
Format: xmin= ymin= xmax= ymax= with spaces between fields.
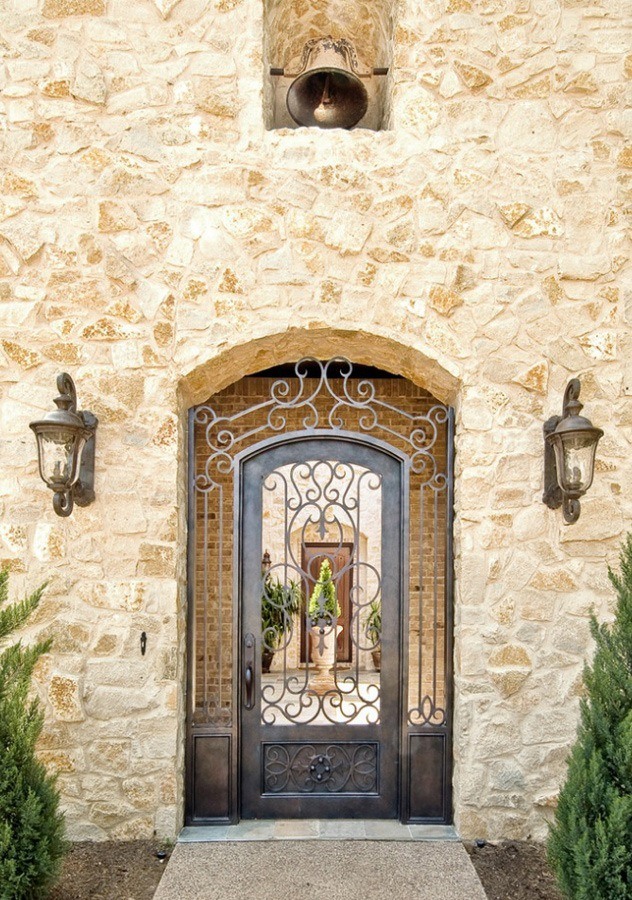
xmin=154 ymin=826 xmax=487 ymax=900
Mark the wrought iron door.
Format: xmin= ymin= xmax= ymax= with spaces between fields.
xmin=186 ymin=358 xmax=454 ymax=826
xmin=239 ymin=438 xmax=403 ymax=819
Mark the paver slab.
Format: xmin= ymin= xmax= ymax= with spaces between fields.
xmin=179 ymin=820 xmax=459 ymax=842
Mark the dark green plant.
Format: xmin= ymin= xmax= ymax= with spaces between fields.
xmin=308 ymin=559 xmax=341 ymax=622
xmin=548 ymin=534 xmax=632 ymax=900
xmin=365 ymin=600 xmax=381 ymax=647
xmin=0 ymin=569 xmax=66 ymax=899
xmin=261 ymin=575 xmax=302 ymax=651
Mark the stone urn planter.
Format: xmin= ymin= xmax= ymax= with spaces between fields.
xmin=309 ymin=624 xmax=342 ymax=693
xmin=307 ymin=559 xmax=342 ymax=693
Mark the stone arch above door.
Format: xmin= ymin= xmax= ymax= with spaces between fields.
xmin=177 ymin=326 xmax=461 ymax=412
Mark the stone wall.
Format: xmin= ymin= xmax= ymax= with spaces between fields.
xmin=0 ymin=0 xmax=629 ymax=841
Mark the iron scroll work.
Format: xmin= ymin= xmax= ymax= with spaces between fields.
xmin=260 ymin=459 xmax=383 ymax=728
xmin=187 ymin=357 xmax=454 ymax=823
xmin=194 ymin=358 xmax=448 ymax=491
xmin=264 ymin=743 xmax=378 ymax=794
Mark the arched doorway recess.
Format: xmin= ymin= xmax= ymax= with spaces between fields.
xmin=186 ymin=358 xmax=454 ymax=824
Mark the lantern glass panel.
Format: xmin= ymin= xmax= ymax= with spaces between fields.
xmin=553 ymin=432 xmax=598 ymax=496
xmin=37 ymin=429 xmax=85 ymax=489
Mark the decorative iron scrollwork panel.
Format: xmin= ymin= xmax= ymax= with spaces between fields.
xmin=260 ymin=459 xmax=382 ymax=726
xmin=194 ymin=358 xmax=448 ymax=490
xmin=191 ymin=357 xmax=450 ymax=746
xmin=263 ymin=743 xmax=378 ymax=794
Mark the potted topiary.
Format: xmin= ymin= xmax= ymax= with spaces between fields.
xmin=365 ymin=599 xmax=381 ymax=671
xmin=308 ymin=559 xmax=342 ymax=691
xmin=261 ymin=573 xmax=302 ymax=673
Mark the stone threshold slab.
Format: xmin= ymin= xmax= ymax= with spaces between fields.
xmin=179 ymin=820 xmax=459 ymax=842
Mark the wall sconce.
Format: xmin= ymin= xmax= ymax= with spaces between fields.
xmin=543 ymin=378 xmax=603 ymax=524
xmin=29 ymin=373 xmax=97 ymax=518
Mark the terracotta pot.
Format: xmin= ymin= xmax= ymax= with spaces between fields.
xmin=261 ymin=648 xmax=274 ymax=674
xmin=371 ymin=648 xmax=381 ymax=672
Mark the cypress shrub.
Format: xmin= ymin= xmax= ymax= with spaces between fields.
xmin=0 ymin=569 xmax=66 ymax=899
xmin=308 ymin=559 xmax=341 ymax=621
xmin=548 ymin=534 xmax=632 ymax=899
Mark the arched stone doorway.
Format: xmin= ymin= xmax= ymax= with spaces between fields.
xmin=185 ymin=358 xmax=454 ymax=824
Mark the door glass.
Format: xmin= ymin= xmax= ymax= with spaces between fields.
xmin=260 ymin=460 xmax=382 ymax=726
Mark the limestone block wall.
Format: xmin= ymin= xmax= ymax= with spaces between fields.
xmin=0 ymin=0 xmax=630 ymax=841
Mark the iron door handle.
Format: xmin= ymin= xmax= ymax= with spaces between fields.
xmin=244 ymin=665 xmax=254 ymax=709
xmin=244 ymin=632 xmax=255 ymax=710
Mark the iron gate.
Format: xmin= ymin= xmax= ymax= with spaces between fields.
xmin=186 ymin=358 xmax=454 ymax=824
xmin=240 ymin=437 xmax=403 ymax=818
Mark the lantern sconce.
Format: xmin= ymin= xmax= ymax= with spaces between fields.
xmin=543 ymin=378 xmax=603 ymax=525
xmin=29 ymin=373 xmax=98 ymax=518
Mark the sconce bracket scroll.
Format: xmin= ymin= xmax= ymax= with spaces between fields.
xmin=73 ymin=411 xmax=97 ymax=508
xmin=542 ymin=414 xmax=563 ymax=511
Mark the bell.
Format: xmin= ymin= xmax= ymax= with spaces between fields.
xmin=286 ymin=37 xmax=369 ymax=130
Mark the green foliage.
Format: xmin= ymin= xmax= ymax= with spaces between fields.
xmin=548 ymin=534 xmax=632 ymax=900
xmin=365 ymin=600 xmax=382 ymax=647
xmin=308 ymin=559 xmax=341 ymax=621
xmin=261 ymin=575 xmax=302 ymax=650
xmin=0 ymin=569 xmax=66 ymax=899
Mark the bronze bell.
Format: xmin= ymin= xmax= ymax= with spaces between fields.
xmin=285 ymin=37 xmax=370 ymax=130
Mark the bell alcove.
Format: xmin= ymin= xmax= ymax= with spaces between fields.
xmin=263 ymin=0 xmax=395 ymax=131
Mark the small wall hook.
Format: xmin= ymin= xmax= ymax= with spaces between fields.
xmin=140 ymin=632 xmax=147 ymax=656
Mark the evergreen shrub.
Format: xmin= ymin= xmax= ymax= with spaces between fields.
xmin=548 ymin=534 xmax=632 ymax=899
xmin=0 ymin=569 xmax=66 ymax=900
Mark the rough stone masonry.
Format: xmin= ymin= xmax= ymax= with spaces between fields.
xmin=0 ymin=0 xmax=630 ymax=841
